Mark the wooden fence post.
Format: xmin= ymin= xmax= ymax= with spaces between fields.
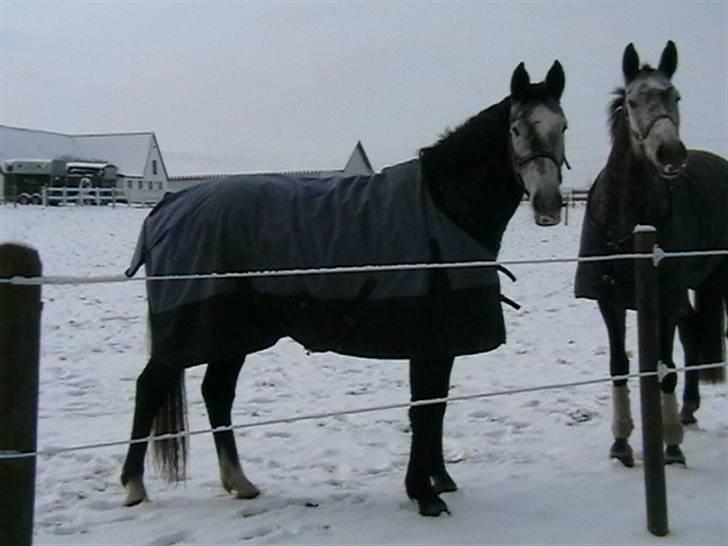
xmin=633 ymin=225 xmax=669 ymax=536
xmin=0 ymin=244 xmax=42 ymax=546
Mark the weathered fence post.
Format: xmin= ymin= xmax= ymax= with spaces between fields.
xmin=633 ymin=225 xmax=669 ymax=536
xmin=0 ymin=244 xmax=42 ymax=546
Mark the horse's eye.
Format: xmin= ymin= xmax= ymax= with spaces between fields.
xmin=627 ymin=99 xmax=637 ymax=109
xmin=562 ymin=125 xmax=568 ymax=133
xmin=511 ymin=127 xmax=520 ymax=137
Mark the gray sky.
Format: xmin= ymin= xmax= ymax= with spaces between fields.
xmin=1 ymin=1 xmax=726 ymax=185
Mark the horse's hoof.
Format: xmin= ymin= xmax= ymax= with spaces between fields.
xmin=680 ymin=404 xmax=698 ymax=426
xmin=123 ymin=478 xmax=148 ymax=507
xmin=609 ymin=439 xmax=635 ymax=468
xmin=233 ymin=487 xmax=260 ymax=500
xmin=412 ymin=494 xmax=451 ymax=517
xmin=431 ymin=472 xmax=458 ymax=494
xmin=665 ymin=445 xmax=686 ymax=466
xmin=222 ymin=478 xmax=260 ymax=499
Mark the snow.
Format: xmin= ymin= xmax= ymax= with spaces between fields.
xmin=0 ymin=203 xmax=726 ymax=545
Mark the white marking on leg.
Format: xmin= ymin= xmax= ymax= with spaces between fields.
xmin=123 ymin=476 xmax=148 ymax=506
xmin=611 ymin=385 xmax=634 ymax=439
xmin=661 ymin=391 xmax=684 ymax=445
xmin=220 ymin=453 xmax=260 ymax=499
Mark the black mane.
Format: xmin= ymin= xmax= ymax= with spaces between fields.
xmin=419 ymin=97 xmax=512 ymax=183
xmin=418 ymin=97 xmax=521 ymax=251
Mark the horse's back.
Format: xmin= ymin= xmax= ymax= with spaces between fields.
xmin=129 ymin=160 xmax=507 ymax=364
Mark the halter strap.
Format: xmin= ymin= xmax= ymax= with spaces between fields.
xmin=626 ymin=112 xmax=677 ymax=142
xmin=516 ymin=151 xmax=570 ymax=170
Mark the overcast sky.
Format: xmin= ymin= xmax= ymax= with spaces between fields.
xmin=1 ymin=1 xmax=726 ymax=184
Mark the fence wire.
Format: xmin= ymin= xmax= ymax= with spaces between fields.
xmin=2 ymin=246 xmax=728 ymax=287
xmin=0 ymin=361 xmax=724 ymax=462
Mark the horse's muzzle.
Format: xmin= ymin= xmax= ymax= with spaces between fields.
xmin=536 ymin=214 xmax=561 ymax=226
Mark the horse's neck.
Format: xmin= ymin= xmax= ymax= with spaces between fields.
xmin=429 ymin=162 xmax=522 ymax=253
xmin=590 ymin=137 xmax=670 ymax=244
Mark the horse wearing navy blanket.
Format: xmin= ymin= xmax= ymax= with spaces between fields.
xmin=575 ymin=42 xmax=728 ymax=468
xmin=122 ymin=61 xmax=569 ymax=517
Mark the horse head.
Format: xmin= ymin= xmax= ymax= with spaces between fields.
xmin=621 ymin=40 xmax=687 ymax=179
xmin=509 ymin=60 xmax=568 ymax=226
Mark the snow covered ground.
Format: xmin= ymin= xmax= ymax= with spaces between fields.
xmin=1 ymin=202 xmax=726 ymax=545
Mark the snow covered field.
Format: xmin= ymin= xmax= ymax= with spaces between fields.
xmin=1 ymin=202 xmax=726 ymax=545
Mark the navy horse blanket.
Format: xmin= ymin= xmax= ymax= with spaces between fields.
xmin=127 ymin=159 xmax=508 ymax=366
xmin=575 ymin=150 xmax=728 ymax=309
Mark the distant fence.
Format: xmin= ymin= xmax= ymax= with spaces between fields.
xmin=567 ymin=189 xmax=589 ymax=204
xmin=42 ymin=187 xmax=126 ymax=207
xmin=561 ymin=189 xmax=589 ymax=226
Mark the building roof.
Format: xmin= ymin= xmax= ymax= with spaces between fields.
xmin=168 ymin=141 xmax=375 ymax=183
xmin=0 ymin=125 xmax=156 ymax=177
xmin=344 ymin=141 xmax=374 ymax=175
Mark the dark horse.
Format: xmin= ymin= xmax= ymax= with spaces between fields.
xmin=121 ymin=61 xmax=568 ymax=517
xmin=575 ymin=41 xmax=728 ymax=467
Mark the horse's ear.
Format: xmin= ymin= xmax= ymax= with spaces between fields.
xmin=658 ymin=40 xmax=678 ymax=79
xmin=511 ymin=62 xmax=530 ymax=100
xmin=545 ymin=60 xmax=565 ymax=100
xmin=623 ymin=43 xmax=640 ymax=84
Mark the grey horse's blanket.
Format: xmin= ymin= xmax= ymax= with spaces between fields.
xmin=575 ymin=150 xmax=728 ymax=309
xmin=128 ymin=159 xmax=508 ymax=365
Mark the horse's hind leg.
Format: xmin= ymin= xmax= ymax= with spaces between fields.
xmin=680 ymin=288 xmax=726 ymax=424
xmin=598 ymin=300 xmax=634 ymax=467
xmin=121 ymin=359 xmax=178 ymax=506
xmin=406 ymin=357 xmax=454 ymax=517
xmin=202 ymin=356 xmax=259 ymax=499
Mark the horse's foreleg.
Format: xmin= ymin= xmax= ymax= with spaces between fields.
xmin=121 ymin=359 xmax=177 ymax=506
xmin=659 ymin=316 xmax=686 ymax=466
xmin=676 ymin=304 xmax=700 ymax=425
xmin=202 ymin=357 xmax=259 ymax=499
xmin=406 ymin=357 xmax=454 ymax=517
xmin=429 ymin=358 xmax=457 ymax=495
xmin=598 ymin=299 xmax=634 ymax=467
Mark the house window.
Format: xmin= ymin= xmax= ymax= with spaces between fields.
xmin=138 ymin=180 xmax=143 ymax=190
xmin=127 ymin=180 xmax=133 ymax=189
xmin=158 ymin=181 xmax=163 ymax=191
xmin=148 ymin=181 xmax=153 ymax=190
xmin=153 ymin=160 xmax=158 ymax=175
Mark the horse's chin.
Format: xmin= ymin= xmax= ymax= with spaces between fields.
xmin=659 ymin=167 xmax=685 ymax=180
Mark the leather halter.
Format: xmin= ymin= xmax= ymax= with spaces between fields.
xmin=516 ymin=150 xmax=571 ymax=171
xmin=626 ymin=111 xmax=677 ymax=142
xmin=514 ymin=151 xmax=571 ymax=194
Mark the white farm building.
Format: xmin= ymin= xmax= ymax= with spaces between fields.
xmin=0 ymin=125 xmax=375 ymax=205
xmin=0 ymin=126 xmax=167 ymax=204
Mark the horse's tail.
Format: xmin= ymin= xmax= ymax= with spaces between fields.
xmin=693 ymin=287 xmax=726 ymax=384
xmin=151 ymin=369 xmax=189 ymax=483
